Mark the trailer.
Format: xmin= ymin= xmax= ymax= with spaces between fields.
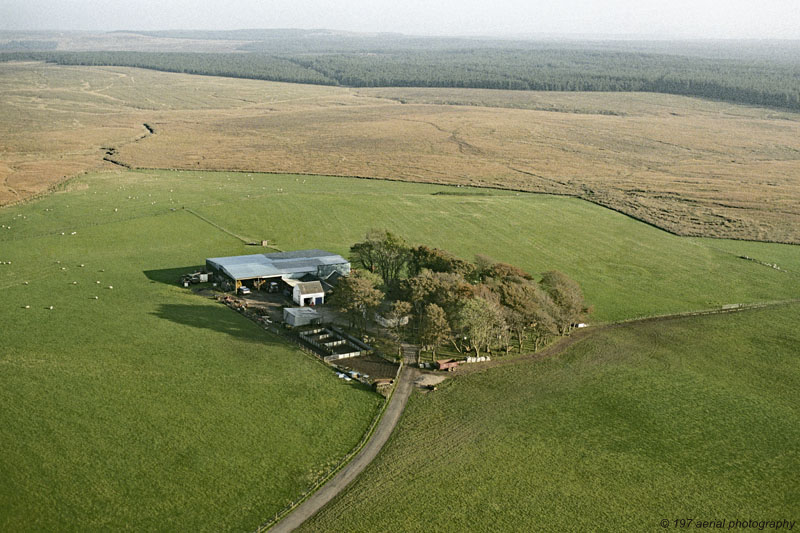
xmin=180 ymin=271 xmax=210 ymax=286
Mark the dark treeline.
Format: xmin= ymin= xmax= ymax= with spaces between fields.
xmin=2 ymin=47 xmax=798 ymax=110
xmin=0 ymin=51 xmax=337 ymax=85
xmin=0 ymin=40 xmax=58 ymax=51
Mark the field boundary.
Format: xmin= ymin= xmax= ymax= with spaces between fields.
xmin=608 ymin=298 xmax=800 ymax=326
xmin=454 ymin=299 xmax=800 ymax=377
xmin=182 ymin=207 xmax=254 ymax=244
xmin=128 ymin=168 xmax=800 ymax=246
xmin=5 ymin=165 xmax=800 ymax=247
xmin=210 ymin=293 xmax=404 ymax=533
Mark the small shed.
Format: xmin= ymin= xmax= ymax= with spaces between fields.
xmin=283 ymin=307 xmax=322 ymax=327
xmin=293 ymin=281 xmax=325 ymax=306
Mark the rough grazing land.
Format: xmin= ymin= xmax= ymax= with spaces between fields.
xmin=299 ymin=304 xmax=800 ymax=533
xmin=1 ymin=62 xmax=799 ymax=243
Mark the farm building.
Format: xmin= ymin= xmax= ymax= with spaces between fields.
xmin=283 ymin=307 xmax=322 ymax=327
xmin=291 ymin=280 xmax=325 ymax=306
xmin=206 ymin=249 xmax=350 ymax=292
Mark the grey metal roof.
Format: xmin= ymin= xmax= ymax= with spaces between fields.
xmin=263 ymin=249 xmax=336 ymax=260
xmin=284 ymin=307 xmax=321 ymax=317
xmin=206 ymin=249 xmax=348 ymax=281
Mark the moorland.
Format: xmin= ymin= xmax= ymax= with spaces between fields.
xmin=1 ymin=60 xmax=799 ymax=243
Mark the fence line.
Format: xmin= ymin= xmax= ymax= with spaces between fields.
xmin=213 ymin=295 xmax=402 ymax=533
xmin=609 ymin=299 xmax=800 ymax=327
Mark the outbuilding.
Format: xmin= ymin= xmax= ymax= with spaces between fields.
xmin=293 ymin=281 xmax=325 ymax=306
xmin=283 ymin=307 xmax=322 ymax=327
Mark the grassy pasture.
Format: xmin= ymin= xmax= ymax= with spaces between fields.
xmin=2 ymin=62 xmax=799 ymax=243
xmin=299 ymin=304 xmax=800 ymax=532
xmin=0 ymin=169 xmax=797 ymax=530
xmin=0 ymin=177 xmax=382 ymax=531
xmin=75 ymin=168 xmax=798 ymax=322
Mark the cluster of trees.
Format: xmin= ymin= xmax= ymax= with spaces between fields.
xmin=331 ymin=230 xmax=589 ymax=360
xmin=3 ymin=47 xmax=798 ymax=111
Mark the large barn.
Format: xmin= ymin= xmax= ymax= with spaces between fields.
xmin=206 ymin=249 xmax=350 ymax=298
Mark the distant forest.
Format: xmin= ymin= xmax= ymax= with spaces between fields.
xmin=3 ymin=31 xmax=799 ymax=110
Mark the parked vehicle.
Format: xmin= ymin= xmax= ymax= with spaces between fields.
xmin=179 ymin=271 xmax=209 ymax=286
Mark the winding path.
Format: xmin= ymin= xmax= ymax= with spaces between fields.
xmin=268 ymin=363 xmax=419 ymax=532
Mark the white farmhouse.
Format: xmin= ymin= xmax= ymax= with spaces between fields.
xmin=293 ymin=280 xmax=325 ymax=307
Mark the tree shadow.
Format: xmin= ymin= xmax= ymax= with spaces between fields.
xmin=151 ymin=303 xmax=279 ymax=346
xmin=143 ymin=266 xmax=205 ymax=285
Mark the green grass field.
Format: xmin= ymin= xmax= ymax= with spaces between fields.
xmin=5 ymin=169 xmax=798 ymax=324
xmin=0 ymin=176 xmax=383 ymax=531
xmin=1 ymin=169 xmax=797 ymax=530
xmin=299 ymin=304 xmax=800 ymax=532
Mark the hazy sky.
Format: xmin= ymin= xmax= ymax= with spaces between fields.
xmin=2 ymin=0 xmax=799 ymax=39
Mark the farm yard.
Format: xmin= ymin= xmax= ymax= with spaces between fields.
xmin=298 ymin=303 xmax=800 ymax=532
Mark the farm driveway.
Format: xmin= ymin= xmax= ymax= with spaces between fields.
xmin=268 ymin=364 xmax=418 ymax=532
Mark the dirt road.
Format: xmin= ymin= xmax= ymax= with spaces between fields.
xmin=268 ymin=364 xmax=418 ymax=532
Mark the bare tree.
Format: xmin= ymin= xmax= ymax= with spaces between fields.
xmin=386 ymin=300 xmax=412 ymax=357
xmin=455 ymin=297 xmax=504 ymax=358
xmin=419 ymin=303 xmax=451 ymax=362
